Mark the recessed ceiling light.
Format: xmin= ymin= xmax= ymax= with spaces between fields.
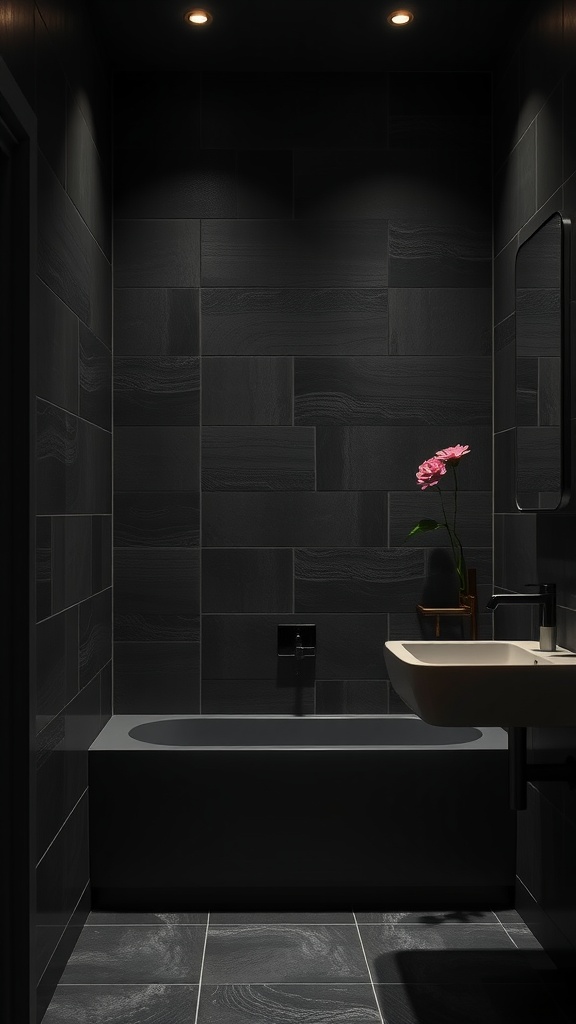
xmin=387 ymin=9 xmax=414 ymax=25
xmin=185 ymin=9 xmax=213 ymax=26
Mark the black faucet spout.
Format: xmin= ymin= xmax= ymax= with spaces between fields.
xmin=487 ymin=584 xmax=557 ymax=651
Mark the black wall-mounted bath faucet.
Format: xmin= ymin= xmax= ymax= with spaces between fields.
xmin=487 ymin=583 xmax=557 ymax=652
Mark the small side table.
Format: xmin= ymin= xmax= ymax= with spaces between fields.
xmin=417 ymin=568 xmax=478 ymax=640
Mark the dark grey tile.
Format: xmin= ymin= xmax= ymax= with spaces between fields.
xmin=494 ymin=124 xmax=537 ymax=255
xmin=202 ymin=358 xmax=292 ymax=425
xmin=317 ymin=426 xmax=492 ymax=491
xmin=201 ymin=679 xmax=314 ymax=716
xmin=359 ymin=924 xmax=534 ymax=985
xmin=114 ymin=288 xmax=199 ymax=356
xmin=100 ymin=660 xmax=112 ymax=723
xmin=388 ymin=222 xmax=491 ymax=287
xmin=294 ymin=547 xmax=425 ymax=613
xmin=52 ymin=516 xmax=92 ymax=612
xmin=356 ymin=910 xmax=499 ymax=924
xmin=114 ymin=427 xmax=199 ymax=492
xmin=315 ymin=679 xmax=388 ymax=714
xmin=389 ymin=113 xmax=491 ymax=151
xmin=114 ymin=357 xmax=200 ymax=425
xmin=114 ymin=149 xmax=236 ymax=218
xmin=38 ymin=155 xmax=112 ymax=346
xmin=202 ymin=926 xmax=370 ymax=984
xmin=37 ymin=517 xmax=52 ymax=621
xmin=86 ymin=912 xmax=208 ymax=925
xmin=114 ymin=220 xmax=200 ymax=288
xmin=67 ymin=91 xmax=111 ymax=256
xmin=114 ymin=70 xmax=201 ymax=150
xmin=114 ymin=492 xmax=200 ymax=547
xmin=389 ymin=72 xmax=491 ymax=117
xmin=113 ymin=642 xmax=200 ymax=713
xmin=209 ymin=912 xmax=355 ymax=925
xmin=202 ymin=492 xmax=386 ymax=547
xmin=59 ymin=925 xmax=206 ymax=983
xmin=201 ymin=221 xmax=387 ymax=288
xmin=202 ymin=549 xmax=293 ymax=613
xmin=79 ymin=324 xmax=112 ymax=430
xmin=294 ymin=149 xmax=490 ymax=223
xmin=295 ymin=358 xmax=491 ymax=425
xmin=494 ymin=236 xmax=517 ymax=321
xmin=201 ymin=288 xmax=388 ymax=356
xmin=92 ymin=515 xmax=112 ymax=592
xmin=114 ymin=550 xmax=200 ymax=642
xmin=36 ymin=279 xmax=79 ymax=414
xmin=36 ymin=794 xmax=89 ymax=982
xmin=201 ymin=614 xmax=388 ymax=680
xmin=197 ymin=984 xmax=380 ymax=1024
xmin=388 ymin=491 xmax=492 ymax=547
xmin=494 ymin=315 xmax=516 ymax=434
xmin=373 ymin=983 xmax=576 ymax=1024
xmin=36 ymin=887 xmax=90 ymax=1024
xmin=388 ymin=288 xmax=491 ymax=356
xmin=79 ymin=588 xmax=112 ymax=688
xmin=43 ymin=985 xmax=199 ymax=1024
xmin=37 ymin=401 xmax=112 ymax=515
xmin=36 ymin=714 xmax=87 ymax=858
xmin=493 ymin=513 xmax=538 ymax=591
xmin=202 ymin=427 xmax=315 ymax=491
xmin=36 ymin=607 xmax=79 ymax=734
xmin=537 ymin=84 xmax=563 ymax=209
xmin=237 ymin=151 xmax=293 ymax=218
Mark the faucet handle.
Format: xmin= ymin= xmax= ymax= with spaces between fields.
xmin=524 ymin=582 xmax=556 ymax=593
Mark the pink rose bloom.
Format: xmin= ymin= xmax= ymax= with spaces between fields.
xmin=435 ymin=444 xmax=471 ymax=465
xmin=416 ymin=456 xmax=447 ymax=490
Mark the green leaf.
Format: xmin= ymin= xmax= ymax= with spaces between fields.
xmin=405 ymin=519 xmax=442 ymax=540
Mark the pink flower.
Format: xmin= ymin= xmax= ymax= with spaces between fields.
xmin=435 ymin=444 xmax=471 ymax=465
xmin=416 ymin=456 xmax=447 ymax=490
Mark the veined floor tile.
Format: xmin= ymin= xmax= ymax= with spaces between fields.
xmin=42 ymin=984 xmax=199 ymax=1024
xmin=59 ymin=925 xmax=206 ymax=984
xmin=86 ymin=912 xmax=208 ymax=926
xmin=209 ymin=912 xmax=356 ymax=926
xmin=355 ymin=910 xmax=499 ymax=926
xmin=197 ymin=984 xmax=381 ymax=1024
xmin=202 ymin=926 xmax=370 ymax=984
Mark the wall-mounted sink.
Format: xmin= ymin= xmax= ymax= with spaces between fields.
xmin=384 ymin=640 xmax=576 ymax=727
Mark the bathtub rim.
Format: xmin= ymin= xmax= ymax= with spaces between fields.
xmin=89 ymin=713 xmax=508 ymax=752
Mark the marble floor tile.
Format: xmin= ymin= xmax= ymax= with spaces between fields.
xmin=202 ymin=925 xmax=370 ymax=984
xmin=209 ymin=912 xmax=356 ymax=926
xmin=59 ymin=925 xmax=207 ymax=984
xmin=355 ymin=910 xmax=499 ymax=926
xmin=42 ymin=984 xmax=199 ymax=1024
xmin=86 ymin=911 xmax=208 ymax=926
xmin=197 ymin=984 xmax=381 ymax=1024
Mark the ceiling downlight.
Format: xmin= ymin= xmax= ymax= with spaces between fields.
xmin=184 ymin=9 xmax=213 ymax=26
xmin=387 ymin=10 xmax=414 ymax=25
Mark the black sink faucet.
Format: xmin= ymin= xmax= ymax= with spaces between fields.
xmin=487 ymin=583 xmax=557 ymax=652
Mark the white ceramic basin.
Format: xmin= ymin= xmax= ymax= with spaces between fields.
xmin=384 ymin=640 xmax=576 ymax=727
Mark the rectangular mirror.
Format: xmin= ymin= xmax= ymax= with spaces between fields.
xmin=515 ymin=211 xmax=571 ymax=510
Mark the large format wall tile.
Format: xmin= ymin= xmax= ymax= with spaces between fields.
xmin=202 ymin=492 xmax=386 ymax=547
xmin=114 ymin=288 xmax=199 ymax=356
xmin=201 ymin=679 xmax=314 ymax=715
xmin=114 ymin=219 xmax=200 ymax=288
xmin=316 ymin=425 xmax=492 ymax=490
xmin=388 ymin=222 xmax=491 ymax=287
xmin=295 ymin=358 xmax=491 ymax=425
xmin=388 ymin=492 xmax=492 ymax=547
xmin=114 ymin=357 xmax=200 ymax=425
xmin=37 ymin=608 xmax=79 ymax=734
xmin=201 ymin=288 xmax=388 ymax=356
xmin=114 ymin=148 xmax=237 ymax=219
xmin=114 ymin=492 xmax=200 ymax=547
xmin=114 ymin=427 xmax=199 ymax=492
xmin=202 ymin=549 xmax=293 ymax=613
xmin=79 ymin=324 xmax=112 ymax=430
xmin=388 ymin=288 xmax=491 ymax=356
xmin=36 ymin=279 xmax=79 ymax=414
xmin=114 ymin=642 xmax=200 ymax=713
xmin=37 ymin=400 xmax=112 ymax=515
xmin=114 ymin=550 xmax=200 ymax=642
xmin=294 ymin=548 xmax=425 ymax=613
xmin=201 ymin=220 xmax=388 ymax=288
xmin=203 ymin=358 xmax=292 ymax=425
xmin=202 ymin=427 xmax=315 ymax=491
xmin=79 ymin=588 xmax=112 ymax=688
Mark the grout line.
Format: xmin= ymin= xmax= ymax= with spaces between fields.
xmin=353 ymin=912 xmax=384 ymax=1024
xmin=36 ymin=789 xmax=88 ymax=868
xmin=36 ymin=881 xmax=91 ymax=989
xmin=38 ymin=395 xmax=113 ymax=436
xmin=193 ymin=913 xmax=210 ymax=1024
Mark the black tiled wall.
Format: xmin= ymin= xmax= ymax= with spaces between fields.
xmin=493 ymin=0 xmax=576 ymax=969
xmin=0 ymin=1 xmax=113 ymax=1018
xmin=113 ymin=70 xmax=493 ymax=716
